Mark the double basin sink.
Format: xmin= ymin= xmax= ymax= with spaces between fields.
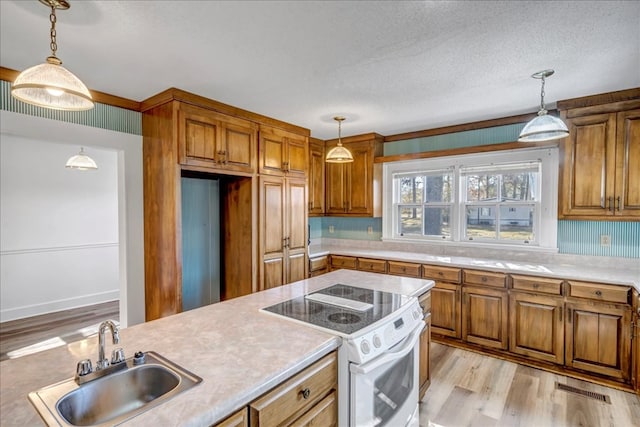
xmin=28 ymin=351 xmax=202 ymax=426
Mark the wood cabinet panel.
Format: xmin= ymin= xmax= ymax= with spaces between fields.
xmin=329 ymin=255 xmax=357 ymax=270
xmin=308 ymin=138 xmax=325 ymax=216
xmin=309 ymin=256 xmax=328 ymax=273
xmin=462 ymin=286 xmax=508 ymax=350
xmin=357 ymin=257 xmax=387 ymax=273
xmin=509 ymin=292 xmax=564 ymax=364
xmin=419 ymin=312 xmax=431 ymax=399
xmin=222 ymin=121 xmax=256 ymax=171
xmin=388 ymin=260 xmax=421 ymax=278
xmin=288 ymin=252 xmax=307 ymax=284
xmin=511 ymin=275 xmax=563 ymax=295
xmin=565 ymin=301 xmax=631 ymax=381
xmin=215 ymin=407 xmax=249 ymax=427
xmin=615 ymin=109 xmax=640 ymax=216
xmin=422 ymin=265 xmax=462 ymax=283
xmin=250 ymin=352 xmax=337 ymax=427
xmin=568 ymin=280 xmax=630 ymax=304
xmin=259 ymin=125 xmax=308 ymax=178
xmin=634 ymin=291 xmax=640 ymax=394
xmin=289 ymin=391 xmax=337 ymax=427
xmin=430 ymin=282 xmax=461 ymax=338
xmin=463 ymin=270 xmax=507 ymax=288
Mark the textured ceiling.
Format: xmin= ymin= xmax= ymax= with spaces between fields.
xmin=1 ymin=1 xmax=639 ymax=139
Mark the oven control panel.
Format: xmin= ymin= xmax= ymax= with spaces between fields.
xmin=346 ymin=298 xmax=424 ymax=364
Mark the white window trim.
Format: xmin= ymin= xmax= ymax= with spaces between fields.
xmin=382 ymin=146 xmax=559 ymax=251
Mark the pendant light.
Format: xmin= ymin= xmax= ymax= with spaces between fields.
xmin=66 ymin=147 xmax=98 ymax=170
xmin=11 ymin=0 xmax=94 ymax=111
xmin=518 ymin=70 xmax=568 ymax=142
xmin=325 ymin=116 xmax=354 ymax=163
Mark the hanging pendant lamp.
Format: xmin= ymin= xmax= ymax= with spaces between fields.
xmin=11 ymin=0 xmax=94 ymax=111
xmin=518 ymin=69 xmax=568 ymax=142
xmin=325 ymin=116 xmax=354 ymax=163
xmin=65 ymin=147 xmax=98 ymax=170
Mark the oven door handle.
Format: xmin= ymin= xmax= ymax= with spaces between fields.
xmin=350 ymin=321 xmax=425 ymax=375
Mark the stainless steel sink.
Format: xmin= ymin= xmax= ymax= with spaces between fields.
xmin=29 ymin=352 xmax=202 ymax=426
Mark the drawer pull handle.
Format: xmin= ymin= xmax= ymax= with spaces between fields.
xmin=595 ymin=290 xmax=602 ymax=297
xmin=438 ymin=272 xmax=444 ymax=276
xmin=481 ymin=277 xmax=487 ymax=283
xmin=301 ymin=388 xmax=311 ymax=400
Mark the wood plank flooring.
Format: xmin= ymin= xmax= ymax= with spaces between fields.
xmin=420 ymin=343 xmax=640 ymax=427
xmin=0 ymin=301 xmax=119 ymax=361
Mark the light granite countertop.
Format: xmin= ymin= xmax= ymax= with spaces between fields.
xmin=0 ymin=270 xmax=432 ymax=427
xmin=309 ymin=245 xmax=640 ymax=292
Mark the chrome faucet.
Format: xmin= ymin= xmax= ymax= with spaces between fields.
xmin=96 ymin=320 xmax=120 ymax=370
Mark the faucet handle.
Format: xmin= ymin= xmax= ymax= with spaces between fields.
xmin=111 ymin=348 xmax=125 ymax=365
xmin=76 ymin=359 xmax=93 ymax=378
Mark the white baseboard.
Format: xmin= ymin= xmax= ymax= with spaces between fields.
xmin=0 ymin=290 xmax=119 ymax=323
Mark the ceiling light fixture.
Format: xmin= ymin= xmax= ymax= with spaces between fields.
xmin=11 ymin=0 xmax=94 ymax=111
xmin=325 ymin=116 xmax=354 ymax=163
xmin=65 ymin=147 xmax=98 ymax=170
xmin=518 ymin=69 xmax=568 ymax=142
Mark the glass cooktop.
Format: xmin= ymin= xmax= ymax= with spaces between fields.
xmin=261 ymin=284 xmax=409 ymax=336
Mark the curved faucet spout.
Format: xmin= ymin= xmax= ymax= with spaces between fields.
xmin=97 ymin=320 xmax=120 ymax=370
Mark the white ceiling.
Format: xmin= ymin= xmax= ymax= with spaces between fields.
xmin=1 ymin=1 xmax=639 ymax=139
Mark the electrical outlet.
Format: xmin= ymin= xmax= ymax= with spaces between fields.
xmin=367 ymin=226 xmax=373 ymax=235
xmin=329 ymin=225 xmax=335 ymax=234
xmin=600 ymin=234 xmax=611 ymax=247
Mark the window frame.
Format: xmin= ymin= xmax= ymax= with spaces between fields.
xmin=382 ymin=146 xmax=559 ymax=251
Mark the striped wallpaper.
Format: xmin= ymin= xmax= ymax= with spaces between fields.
xmin=0 ymin=80 xmax=141 ymax=135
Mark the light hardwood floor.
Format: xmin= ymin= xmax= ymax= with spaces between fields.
xmin=0 ymin=301 xmax=119 ymax=361
xmin=420 ymin=343 xmax=640 ymax=427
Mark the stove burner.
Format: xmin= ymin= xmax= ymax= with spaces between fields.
xmin=325 ymin=285 xmax=354 ymax=297
xmin=328 ymin=312 xmax=361 ymax=324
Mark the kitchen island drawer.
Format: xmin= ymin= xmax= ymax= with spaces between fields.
xmin=511 ymin=275 xmax=563 ymax=295
xmin=388 ymin=260 xmax=422 ymax=278
xmin=422 ymin=265 xmax=462 ymax=283
xmin=249 ymin=351 xmax=337 ymax=427
xmin=463 ymin=270 xmax=507 ymax=288
xmin=329 ymin=255 xmax=357 ymax=270
xmin=357 ymin=257 xmax=387 ymax=273
xmin=568 ymin=280 xmax=631 ymax=304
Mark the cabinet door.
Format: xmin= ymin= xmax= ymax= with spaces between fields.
xmin=462 ymin=286 xmax=508 ymax=350
xmin=308 ymin=139 xmax=325 ymax=216
xmin=285 ymin=134 xmax=308 ymax=177
xmin=565 ymin=301 xmax=632 ymax=381
xmin=431 ymin=282 xmax=461 ymax=339
xmin=286 ymin=178 xmax=308 ymax=283
xmin=259 ymin=177 xmax=286 ymax=290
xmin=215 ymin=408 xmax=248 ymax=427
xmin=615 ymin=109 xmax=640 ymax=217
xmin=179 ymin=106 xmax=220 ymax=167
xmin=289 ymin=391 xmax=337 ymax=427
xmin=260 ymin=131 xmax=286 ymax=176
xmin=346 ymin=141 xmax=373 ymax=215
xmin=419 ymin=291 xmax=431 ymax=399
xmin=219 ymin=119 xmax=257 ymax=173
xmin=509 ymin=292 xmax=564 ymax=364
xmin=561 ymin=112 xmax=617 ymax=217
xmin=325 ymin=162 xmax=346 ymax=214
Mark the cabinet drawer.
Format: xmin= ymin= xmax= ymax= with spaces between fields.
xmin=388 ymin=260 xmax=421 ymax=278
xmin=290 ymin=390 xmax=337 ymax=427
xmin=309 ymin=256 xmax=328 ymax=272
xmin=463 ymin=270 xmax=507 ymax=288
xmin=357 ymin=257 xmax=387 ymax=273
xmin=250 ymin=352 xmax=337 ymax=427
xmin=422 ymin=265 xmax=462 ymax=283
xmin=419 ymin=291 xmax=431 ymax=315
xmin=568 ymin=280 xmax=630 ymax=304
xmin=215 ymin=407 xmax=248 ymax=427
xmin=329 ymin=255 xmax=357 ymax=270
xmin=511 ymin=275 xmax=563 ymax=295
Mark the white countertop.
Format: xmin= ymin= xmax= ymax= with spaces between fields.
xmin=309 ymin=245 xmax=640 ymax=291
xmin=0 ymin=270 xmax=432 ymax=427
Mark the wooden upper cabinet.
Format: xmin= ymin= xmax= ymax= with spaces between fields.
xmin=259 ymin=125 xmax=308 ymax=177
xmin=559 ymin=98 xmax=640 ymax=219
xmin=178 ymin=103 xmax=257 ymax=174
xmin=308 ymin=137 xmax=325 ymax=216
xmin=325 ymin=133 xmax=383 ymax=216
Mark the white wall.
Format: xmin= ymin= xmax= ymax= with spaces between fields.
xmin=0 ymin=111 xmax=144 ymax=326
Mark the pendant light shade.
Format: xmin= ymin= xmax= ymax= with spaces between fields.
xmin=518 ymin=70 xmax=568 ymax=143
xmin=11 ymin=0 xmax=94 ymax=111
xmin=326 ymin=116 xmax=354 ymax=163
xmin=66 ymin=147 xmax=98 ymax=170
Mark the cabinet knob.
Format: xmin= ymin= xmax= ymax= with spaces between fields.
xmin=481 ymin=276 xmax=488 ymax=283
xmin=301 ymin=388 xmax=311 ymax=400
xmin=438 ymin=272 xmax=444 ymax=276
xmin=595 ymin=290 xmax=602 ymax=297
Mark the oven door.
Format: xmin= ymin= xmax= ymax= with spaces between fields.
xmin=349 ymin=321 xmax=424 ymax=427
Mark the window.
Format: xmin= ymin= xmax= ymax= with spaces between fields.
xmin=383 ymin=147 xmax=558 ymax=249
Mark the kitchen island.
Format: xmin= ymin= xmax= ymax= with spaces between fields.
xmin=0 ymin=270 xmax=432 ymax=426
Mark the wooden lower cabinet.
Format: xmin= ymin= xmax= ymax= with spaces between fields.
xmin=509 ymin=292 xmax=564 ymax=364
xmin=329 ymin=255 xmax=357 ymax=270
xmin=249 ymin=352 xmax=337 ymax=427
xmin=565 ymin=300 xmax=632 ymax=382
xmin=357 ymin=257 xmax=387 ymax=273
xmin=308 ymin=255 xmax=329 ymax=277
xmin=419 ymin=292 xmax=431 ymax=399
xmin=388 ymin=260 xmax=421 ymax=278
xmin=462 ymin=286 xmax=508 ymax=350
xmin=635 ymin=291 xmax=640 ymax=395
xmin=215 ymin=408 xmax=249 ymax=427
xmin=430 ymin=282 xmax=461 ymax=339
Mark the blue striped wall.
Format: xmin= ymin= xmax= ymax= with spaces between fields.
xmin=558 ymin=220 xmax=639 ymax=258
xmin=0 ymin=80 xmax=141 ymax=135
